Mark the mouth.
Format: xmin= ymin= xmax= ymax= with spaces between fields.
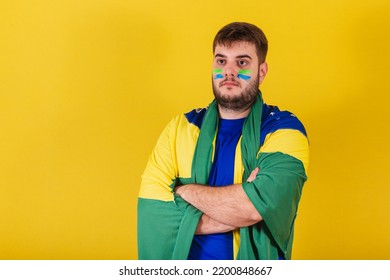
xmin=220 ymin=79 xmax=240 ymax=88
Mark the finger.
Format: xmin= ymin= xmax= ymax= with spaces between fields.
xmin=247 ymin=167 xmax=260 ymax=182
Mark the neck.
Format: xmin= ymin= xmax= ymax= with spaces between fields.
xmin=218 ymin=105 xmax=251 ymax=120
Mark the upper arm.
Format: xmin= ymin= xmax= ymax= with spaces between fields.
xmin=137 ymin=114 xmax=203 ymax=259
xmin=245 ymin=127 xmax=309 ymax=217
xmin=139 ymin=118 xmax=179 ymax=201
xmin=259 ymin=128 xmax=309 ymax=173
xmin=242 ymin=127 xmax=309 ymax=254
xmin=138 ymin=113 xmax=202 ymax=201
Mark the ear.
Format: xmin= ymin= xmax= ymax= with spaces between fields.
xmin=258 ymin=62 xmax=268 ymax=85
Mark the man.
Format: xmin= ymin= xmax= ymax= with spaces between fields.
xmin=137 ymin=22 xmax=309 ymax=260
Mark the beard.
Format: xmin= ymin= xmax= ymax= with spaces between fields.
xmin=212 ymin=76 xmax=259 ymax=112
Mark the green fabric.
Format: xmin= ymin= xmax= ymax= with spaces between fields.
xmin=138 ymin=198 xmax=183 ymax=259
xmin=192 ymin=93 xmax=262 ymax=183
xmin=138 ymin=178 xmax=202 ymax=260
xmin=138 ymin=91 xmax=307 ymax=259
xmin=191 ymin=98 xmax=219 ymax=183
xmin=240 ymin=152 xmax=306 ymax=259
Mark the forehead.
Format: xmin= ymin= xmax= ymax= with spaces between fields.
xmin=214 ymin=41 xmax=258 ymax=59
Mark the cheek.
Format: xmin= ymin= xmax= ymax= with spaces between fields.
xmin=237 ymin=70 xmax=252 ymax=81
xmin=213 ymin=68 xmax=223 ymax=80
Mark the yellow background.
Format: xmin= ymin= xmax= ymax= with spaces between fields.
xmin=0 ymin=0 xmax=389 ymax=259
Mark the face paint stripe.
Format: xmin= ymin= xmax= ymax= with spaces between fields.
xmin=213 ymin=69 xmax=251 ymax=80
xmin=237 ymin=69 xmax=252 ymax=80
xmin=237 ymin=74 xmax=251 ymax=81
xmin=238 ymin=69 xmax=252 ymax=75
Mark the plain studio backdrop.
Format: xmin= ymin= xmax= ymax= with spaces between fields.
xmin=0 ymin=0 xmax=389 ymax=259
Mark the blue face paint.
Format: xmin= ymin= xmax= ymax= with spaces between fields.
xmin=238 ymin=70 xmax=252 ymax=81
xmin=237 ymin=74 xmax=251 ymax=80
xmin=213 ymin=69 xmax=223 ymax=80
xmin=213 ymin=69 xmax=252 ymax=80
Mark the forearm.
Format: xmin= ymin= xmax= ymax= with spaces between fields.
xmin=175 ymin=183 xmax=262 ymax=227
xmin=195 ymin=214 xmax=237 ymax=235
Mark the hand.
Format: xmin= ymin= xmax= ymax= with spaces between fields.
xmin=174 ymin=185 xmax=188 ymax=197
xmin=246 ymin=167 xmax=260 ymax=183
xmin=174 ymin=186 xmax=182 ymax=196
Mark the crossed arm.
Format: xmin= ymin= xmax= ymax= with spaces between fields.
xmin=174 ymin=168 xmax=262 ymax=234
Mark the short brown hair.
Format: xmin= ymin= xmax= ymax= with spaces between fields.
xmin=213 ymin=22 xmax=268 ymax=63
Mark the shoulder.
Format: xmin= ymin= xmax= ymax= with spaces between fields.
xmin=259 ymin=103 xmax=309 ymax=173
xmin=160 ymin=106 xmax=208 ymax=139
xmin=260 ymin=103 xmax=307 ymax=145
xmin=183 ymin=106 xmax=208 ymax=129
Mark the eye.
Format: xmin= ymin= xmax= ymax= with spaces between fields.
xmin=238 ymin=60 xmax=248 ymax=67
xmin=216 ymin=59 xmax=226 ymax=65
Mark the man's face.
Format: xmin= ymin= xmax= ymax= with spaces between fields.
xmin=212 ymin=42 xmax=267 ymax=112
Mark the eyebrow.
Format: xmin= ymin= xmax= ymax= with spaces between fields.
xmin=214 ymin=53 xmax=253 ymax=60
xmin=236 ymin=55 xmax=252 ymax=60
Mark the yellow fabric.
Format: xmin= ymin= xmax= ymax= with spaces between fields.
xmin=259 ymin=129 xmax=309 ymax=174
xmin=139 ymin=115 xmax=200 ymax=201
xmin=233 ymin=137 xmax=244 ymax=259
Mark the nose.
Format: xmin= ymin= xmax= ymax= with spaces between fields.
xmin=224 ymin=62 xmax=237 ymax=77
